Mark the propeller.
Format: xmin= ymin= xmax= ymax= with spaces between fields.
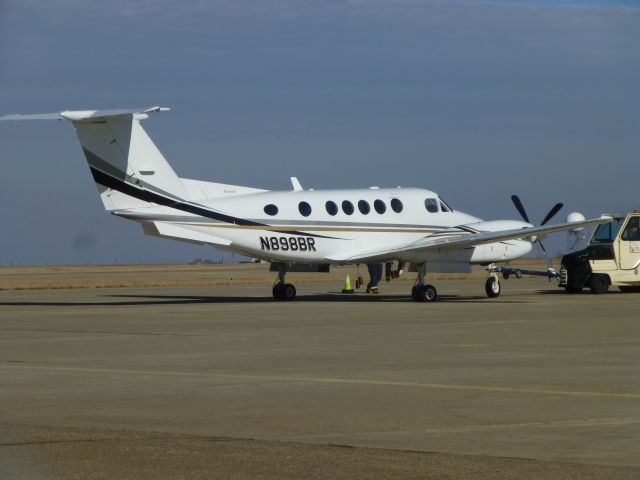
xmin=540 ymin=202 xmax=564 ymax=227
xmin=510 ymin=195 xmax=563 ymax=267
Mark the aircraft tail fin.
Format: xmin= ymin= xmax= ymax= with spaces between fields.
xmin=1 ymin=106 xmax=187 ymax=211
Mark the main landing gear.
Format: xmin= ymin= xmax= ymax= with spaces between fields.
xmin=272 ymin=264 xmax=296 ymax=301
xmin=411 ymin=263 xmax=438 ymax=302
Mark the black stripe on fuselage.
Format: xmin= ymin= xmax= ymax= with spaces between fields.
xmin=89 ymin=167 xmax=341 ymax=239
xmin=456 ymin=225 xmax=480 ymax=234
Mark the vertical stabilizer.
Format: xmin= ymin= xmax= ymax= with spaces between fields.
xmin=67 ymin=109 xmax=187 ymax=210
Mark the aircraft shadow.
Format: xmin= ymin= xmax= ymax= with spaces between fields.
xmin=0 ymin=292 xmax=527 ymax=306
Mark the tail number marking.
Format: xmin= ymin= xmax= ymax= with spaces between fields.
xmin=260 ymin=236 xmax=316 ymax=252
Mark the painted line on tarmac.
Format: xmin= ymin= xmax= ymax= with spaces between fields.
xmin=2 ymin=363 xmax=639 ymax=400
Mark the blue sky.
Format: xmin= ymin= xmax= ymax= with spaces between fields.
xmin=1 ymin=0 xmax=639 ymax=264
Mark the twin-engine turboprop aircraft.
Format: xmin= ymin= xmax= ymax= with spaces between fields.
xmin=1 ymin=106 xmax=611 ymax=301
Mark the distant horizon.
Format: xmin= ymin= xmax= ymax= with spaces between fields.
xmin=0 ymin=254 xmax=567 ymax=268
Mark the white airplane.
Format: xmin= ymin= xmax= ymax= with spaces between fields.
xmin=1 ymin=106 xmax=611 ymax=301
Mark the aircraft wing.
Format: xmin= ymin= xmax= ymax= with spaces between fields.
xmin=327 ymin=215 xmax=612 ymax=263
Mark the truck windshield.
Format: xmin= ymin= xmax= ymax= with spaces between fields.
xmin=590 ymin=218 xmax=624 ymax=245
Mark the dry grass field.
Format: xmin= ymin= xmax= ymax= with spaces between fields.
xmin=0 ymin=259 xmax=556 ymax=291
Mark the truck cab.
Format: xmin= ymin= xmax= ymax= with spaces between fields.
xmin=559 ymin=212 xmax=640 ymax=293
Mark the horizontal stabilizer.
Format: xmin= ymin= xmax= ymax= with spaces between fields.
xmin=0 ymin=106 xmax=169 ymax=122
xmin=0 ymin=112 xmax=62 ymax=121
xmin=152 ymin=222 xmax=232 ymax=247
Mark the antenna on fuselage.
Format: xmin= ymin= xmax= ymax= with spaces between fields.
xmin=290 ymin=177 xmax=303 ymax=191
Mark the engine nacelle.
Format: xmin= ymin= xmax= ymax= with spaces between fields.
xmin=464 ymin=219 xmax=534 ymax=263
xmin=470 ymin=239 xmax=532 ymax=264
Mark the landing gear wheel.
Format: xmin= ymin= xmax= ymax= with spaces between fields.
xmin=485 ymin=277 xmax=501 ymax=298
xmin=589 ymin=274 xmax=609 ymax=294
xmin=283 ymin=283 xmax=296 ymax=300
xmin=424 ymin=284 xmax=437 ymax=302
xmin=272 ymin=283 xmax=296 ymax=300
xmin=411 ymin=284 xmax=437 ymax=302
xmin=411 ymin=286 xmax=423 ymax=301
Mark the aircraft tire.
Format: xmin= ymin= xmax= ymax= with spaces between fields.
xmin=485 ymin=277 xmax=501 ymax=298
xmin=284 ymin=283 xmax=296 ymax=300
xmin=411 ymin=286 xmax=425 ymax=302
xmin=272 ymin=285 xmax=279 ymax=299
xmin=411 ymin=285 xmax=437 ymax=302
xmin=273 ymin=283 xmax=297 ymax=300
xmin=424 ymin=284 xmax=437 ymax=302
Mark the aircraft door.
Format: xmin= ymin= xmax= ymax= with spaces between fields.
xmin=618 ymin=216 xmax=640 ymax=272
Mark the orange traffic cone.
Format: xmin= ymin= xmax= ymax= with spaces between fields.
xmin=342 ymin=274 xmax=355 ymax=294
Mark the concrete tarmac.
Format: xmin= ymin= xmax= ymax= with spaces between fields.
xmin=1 ymin=278 xmax=639 ymax=479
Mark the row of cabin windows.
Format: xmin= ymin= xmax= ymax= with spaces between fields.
xmin=263 ymin=198 xmax=452 ymax=217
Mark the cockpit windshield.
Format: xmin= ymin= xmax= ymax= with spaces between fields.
xmin=590 ymin=217 xmax=624 ymax=245
xmin=439 ymin=197 xmax=453 ymax=212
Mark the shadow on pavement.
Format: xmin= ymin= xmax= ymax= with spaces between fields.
xmin=0 ymin=292 xmax=529 ymax=306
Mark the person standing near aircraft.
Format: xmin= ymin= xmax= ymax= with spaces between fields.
xmin=366 ymin=263 xmax=383 ymax=294
xmin=366 ymin=261 xmax=405 ymax=293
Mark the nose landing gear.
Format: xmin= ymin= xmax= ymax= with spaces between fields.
xmin=485 ymin=263 xmax=561 ymax=298
xmin=485 ymin=274 xmax=501 ymax=298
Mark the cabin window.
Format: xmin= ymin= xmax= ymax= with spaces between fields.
xmin=326 ymin=200 xmax=338 ymax=216
xmin=390 ymin=198 xmax=403 ymax=213
xmin=621 ymin=217 xmax=640 ymax=241
xmin=358 ymin=200 xmax=371 ymax=215
xmin=374 ymin=199 xmax=386 ymax=214
xmin=424 ymin=198 xmax=438 ymax=213
xmin=342 ymin=200 xmax=354 ymax=215
xmin=298 ymin=201 xmax=312 ymax=217
xmin=264 ymin=204 xmax=278 ymax=216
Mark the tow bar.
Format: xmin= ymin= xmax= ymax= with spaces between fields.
xmin=489 ymin=265 xmax=561 ymax=281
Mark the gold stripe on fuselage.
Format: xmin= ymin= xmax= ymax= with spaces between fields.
xmin=177 ymin=223 xmax=465 ymax=235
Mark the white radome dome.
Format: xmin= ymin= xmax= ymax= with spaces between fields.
xmin=567 ymin=212 xmax=586 ymax=231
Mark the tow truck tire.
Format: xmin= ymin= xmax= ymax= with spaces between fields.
xmin=564 ymin=286 xmax=583 ymax=294
xmin=485 ymin=277 xmax=501 ymax=298
xmin=589 ymin=274 xmax=609 ymax=294
xmin=619 ymin=286 xmax=640 ymax=293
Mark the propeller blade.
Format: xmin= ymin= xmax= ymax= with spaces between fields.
xmin=537 ymin=240 xmax=553 ymax=269
xmin=540 ymin=202 xmax=564 ymax=226
xmin=538 ymin=240 xmax=547 ymax=253
xmin=510 ymin=195 xmax=530 ymax=223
